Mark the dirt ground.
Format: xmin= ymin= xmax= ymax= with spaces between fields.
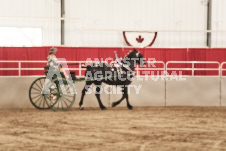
xmin=1 ymin=107 xmax=226 ymax=151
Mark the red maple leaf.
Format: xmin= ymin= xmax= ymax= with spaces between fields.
xmin=136 ymin=35 xmax=144 ymax=43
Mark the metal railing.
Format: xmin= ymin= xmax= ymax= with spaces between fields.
xmin=136 ymin=61 xmax=165 ymax=76
xmin=166 ymin=61 xmax=221 ymax=76
xmin=0 ymin=60 xmax=224 ymax=77
xmin=0 ymin=61 xmax=46 ymax=77
xmin=0 ymin=61 xmax=93 ymax=77
xmin=108 ymin=60 xmax=165 ymax=76
xmin=221 ymin=62 xmax=226 ymax=76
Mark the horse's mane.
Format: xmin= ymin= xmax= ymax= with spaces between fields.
xmin=123 ymin=50 xmax=133 ymax=59
xmin=123 ymin=49 xmax=140 ymax=60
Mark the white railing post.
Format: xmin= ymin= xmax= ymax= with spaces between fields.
xmin=79 ymin=63 xmax=82 ymax=77
xmin=18 ymin=61 xmax=21 ymax=77
xmin=136 ymin=65 xmax=139 ymax=76
xmin=192 ymin=62 xmax=195 ymax=76
xmin=220 ymin=62 xmax=226 ymax=106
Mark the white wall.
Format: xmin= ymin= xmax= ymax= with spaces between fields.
xmin=65 ymin=0 xmax=208 ymax=47
xmin=0 ymin=76 xmax=224 ymax=109
xmin=166 ymin=77 xmax=221 ymax=106
xmin=0 ymin=0 xmax=61 ymax=46
xmin=211 ymin=0 xmax=226 ymax=47
xmin=0 ymin=0 xmax=225 ymax=47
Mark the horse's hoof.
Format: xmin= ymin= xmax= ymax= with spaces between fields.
xmin=128 ymin=106 xmax=133 ymax=110
xmin=79 ymin=106 xmax=84 ymax=110
xmin=101 ymin=106 xmax=107 ymax=110
xmin=112 ymin=102 xmax=116 ymax=107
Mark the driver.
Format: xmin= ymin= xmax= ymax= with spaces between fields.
xmin=42 ymin=47 xmax=64 ymax=94
xmin=47 ymin=48 xmax=59 ymax=72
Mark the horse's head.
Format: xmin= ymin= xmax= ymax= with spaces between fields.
xmin=124 ymin=49 xmax=146 ymax=66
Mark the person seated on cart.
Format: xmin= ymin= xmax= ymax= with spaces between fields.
xmin=42 ymin=47 xmax=65 ymax=94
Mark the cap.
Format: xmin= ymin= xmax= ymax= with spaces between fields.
xmin=49 ymin=48 xmax=57 ymax=54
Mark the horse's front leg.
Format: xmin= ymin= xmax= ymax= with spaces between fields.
xmin=79 ymin=81 xmax=92 ymax=110
xmin=95 ymin=82 xmax=107 ymax=110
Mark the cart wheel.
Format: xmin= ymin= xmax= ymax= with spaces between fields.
xmin=45 ymin=78 xmax=76 ymax=111
xmin=29 ymin=77 xmax=49 ymax=110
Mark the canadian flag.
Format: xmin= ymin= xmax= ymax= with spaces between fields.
xmin=123 ymin=31 xmax=157 ymax=48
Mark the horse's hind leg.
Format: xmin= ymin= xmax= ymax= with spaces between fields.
xmin=95 ymin=83 xmax=106 ymax=110
xmin=79 ymin=81 xmax=92 ymax=110
xmin=112 ymin=86 xmax=133 ymax=109
xmin=125 ymin=87 xmax=133 ymax=110
xmin=112 ymin=87 xmax=126 ymax=107
xmin=111 ymin=95 xmax=125 ymax=107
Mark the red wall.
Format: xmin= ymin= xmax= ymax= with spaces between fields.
xmin=0 ymin=47 xmax=226 ymax=76
xmin=1 ymin=47 xmax=226 ymax=62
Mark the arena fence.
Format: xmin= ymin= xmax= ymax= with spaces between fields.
xmin=0 ymin=60 xmax=91 ymax=77
xmin=0 ymin=60 xmax=165 ymax=77
xmin=1 ymin=60 xmax=226 ymax=108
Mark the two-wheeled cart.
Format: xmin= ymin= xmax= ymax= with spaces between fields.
xmin=29 ymin=65 xmax=84 ymax=111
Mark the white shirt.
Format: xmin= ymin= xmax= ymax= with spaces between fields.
xmin=47 ymin=55 xmax=59 ymax=71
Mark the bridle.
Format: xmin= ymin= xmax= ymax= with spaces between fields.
xmin=123 ymin=50 xmax=140 ymax=59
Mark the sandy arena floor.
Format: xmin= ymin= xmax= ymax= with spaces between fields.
xmin=1 ymin=107 xmax=226 ymax=151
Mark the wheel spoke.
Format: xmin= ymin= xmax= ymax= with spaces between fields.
xmin=57 ymin=99 xmax=60 ymax=109
xmin=63 ymin=94 xmax=74 ymax=98
xmin=34 ymin=82 xmax=42 ymax=91
xmin=42 ymin=96 xmax=45 ymax=108
xmin=38 ymin=96 xmax=43 ymax=106
xmin=61 ymin=97 xmax=69 ymax=108
xmin=32 ymin=86 xmax=41 ymax=92
xmin=63 ymin=96 xmax=73 ymax=103
xmin=34 ymin=95 xmax=42 ymax=104
xmin=31 ymin=92 xmax=41 ymax=94
xmin=60 ymin=98 xmax=64 ymax=109
xmin=32 ymin=94 xmax=41 ymax=100
xmin=39 ymin=78 xmax=44 ymax=90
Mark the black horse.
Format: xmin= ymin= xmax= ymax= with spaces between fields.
xmin=79 ymin=49 xmax=146 ymax=110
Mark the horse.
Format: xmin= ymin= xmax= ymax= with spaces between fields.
xmin=79 ymin=48 xmax=146 ymax=110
